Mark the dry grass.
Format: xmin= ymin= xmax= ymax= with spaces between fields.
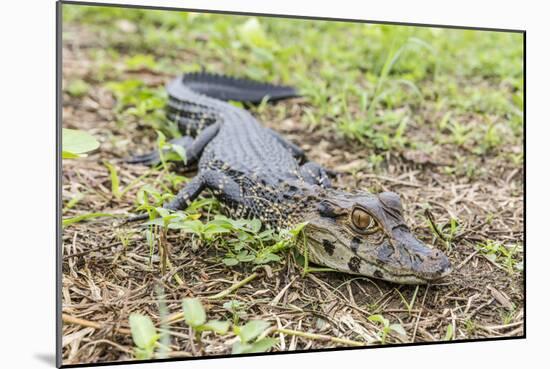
xmin=60 ymin=20 xmax=524 ymax=366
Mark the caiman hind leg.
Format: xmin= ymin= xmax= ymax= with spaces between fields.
xmin=299 ymin=162 xmax=332 ymax=189
xmin=266 ymin=128 xmax=306 ymax=163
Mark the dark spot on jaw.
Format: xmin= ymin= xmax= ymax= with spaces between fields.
xmin=348 ymin=256 xmax=361 ymax=273
xmin=322 ymin=239 xmax=335 ymax=256
xmin=351 ymin=237 xmax=361 ymax=253
xmin=374 ymin=270 xmax=384 ymax=279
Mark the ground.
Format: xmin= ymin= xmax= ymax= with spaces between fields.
xmin=60 ymin=5 xmax=524 ymax=365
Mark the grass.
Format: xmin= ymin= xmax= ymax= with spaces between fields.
xmin=63 ymin=5 xmax=523 ymax=156
xmin=476 ymin=240 xmax=523 ymax=274
xmin=60 ymin=4 xmax=524 ymax=365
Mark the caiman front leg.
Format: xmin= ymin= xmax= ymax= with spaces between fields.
xmin=163 ymin=174 xmax=206 ymax=211
xmin=299 ymin=162 xmax=332 ymax=188
xmin=164 ymin=169 xmax=244 ymax=212
xmin=125 ymin=123 xmax=221 ymax=222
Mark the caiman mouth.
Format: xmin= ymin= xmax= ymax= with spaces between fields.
xmin=370 ymin=258 xmax=452 ymax=285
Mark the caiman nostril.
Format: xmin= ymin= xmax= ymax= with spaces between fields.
xmin=430 ymin=249 xmax=443 ymax=259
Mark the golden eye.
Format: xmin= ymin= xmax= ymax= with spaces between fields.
xmin=351 ymin=208 xmax=374 ymax=229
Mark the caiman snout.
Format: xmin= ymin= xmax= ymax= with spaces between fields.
xmin=390 ymin=227 xmax=452 ymax=282
xmin=416 ymin=248 xmax=452 ymax=279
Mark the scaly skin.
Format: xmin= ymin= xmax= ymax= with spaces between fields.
xmin=130 ymin=73 xmax=451 ymax=284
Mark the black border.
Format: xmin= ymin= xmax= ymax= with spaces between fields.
xmin=56 ymin=1 xmax=63 ymax=367
xmin=56 ymin=1 xmax=527 ymax=368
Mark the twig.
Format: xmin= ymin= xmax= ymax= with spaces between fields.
xmin=424 ymin=209 xmax=448 ymax=243
xmin=455 ymin=250 xmax=480 ymax=271
xmin=80 ymin=339 xmax=133 ymax=355
xmin=411 ymin=286 xmax=429 ymax=342
xmin=481 ymin=321 xmax=523 ymax=331
xmin=62 ymin=313 xmax=131 ymax=335
xmin=270 ymin=276 xmax=297 ymax=306
xmin=362 ymin=174 xmax=422 ymax=188
xmin=161 ymin=312 xmax=185 ymax=325
xmin=207 ymin=272 xmax=259 ymax=300
xmin=275 ymin=328 xmax=365 ymax=347
xmin=64 ymin=241 xmax=118 ymax=259
xmin=163 ymin=259 xmax=185 ymax=287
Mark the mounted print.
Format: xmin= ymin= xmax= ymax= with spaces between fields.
xmin=58 ymin=1 xmax=525 ymax=367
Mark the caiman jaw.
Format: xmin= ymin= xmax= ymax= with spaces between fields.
xmin=371 ymin=237 xmax=452 ymax=284
xmin=305 ymin=226 xmax=451 ymax=284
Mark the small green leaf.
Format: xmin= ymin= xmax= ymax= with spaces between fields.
xmin=129 ymin=313 xmax=157 ymax=349
xmin=485 ymin=253 xmax=497 ymax=263
xmin=169 ymin=143 xmax=187 ymax=163
xmin=223 ymin=258 xmax=239 ymax=266
xmin=254 ymin=253 xmax=281 ymax=264
xmin=232 ymin=337 xmax=277 ymax=354
xmin=170 ymin=219 xmax=204 ymax=233
xmin=66 ymin=79 xmax=90 ymax=97
xmin=134 ymin=346 xmax=154 ymax=360
xmin=247 ymin=219 xmax=262 ymax=233
xmin=223 ymin=300 xmax=243 ymax=311
xmin=62 ymin=212 xmax=118 ymax=227
xmin=62 ymin=128 xmax=100 ymax=158
xmin=368 ymin=314 xmax=389 ymax=327
xmin=444 ymin=323 xmax=454 ymax=341
xmin=231 ymin=341 xmax=251 ymax=355
xmin=155 ymin=207 xmax=171 ymax=218
xmin=229 ymin=100 xmax=245 ymax=109
xmin=62 ymin=151 xmax=80 ymax=159
xmin=237 ymin=251 xmax=255 ymax=262
xmin=64 ymin=192 xmax=84 ymax=210
xmin=236 ymin=320 xmax=270 ymax=343
xmin=289 ymin=222 xmax=308 ymax=236
xmin=143 ymin=218 xmax=165 ymax=227
xmin=389 ymin=323 xmax=407 ymax=336
xmin=238 ymin=18 xmax=269 ymax=48
xmin=156 ymin=130 xmax=167 ymax=147
xmin=103 ymin=161 xmax=121 ymax=199
xmin=247 ymin=337 xmax=278 ymax=353
xmin=125 ymin=54 xmax=158 ymax=70
xmin=198 ymin=320 xmax=230 ymax=334
xmin=182 ymin=298 xmax=207 ymax=327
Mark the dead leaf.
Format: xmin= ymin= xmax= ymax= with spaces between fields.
xmin=487 ymin=285 xmax=514 ymax=310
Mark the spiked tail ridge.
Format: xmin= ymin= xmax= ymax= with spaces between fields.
xmin=177 ymin=72 xmax=300 ymax=104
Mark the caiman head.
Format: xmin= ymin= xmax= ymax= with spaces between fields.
xmin=302 ymin=190 xmax=451 ymax=284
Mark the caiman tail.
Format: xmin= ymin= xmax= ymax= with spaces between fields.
xmin=175 ymin=72 xmax=300 ymax=103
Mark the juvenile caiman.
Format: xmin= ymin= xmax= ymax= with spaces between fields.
xmin=129 ymin=72 xmax=451 ymax=284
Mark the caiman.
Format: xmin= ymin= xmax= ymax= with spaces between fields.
xmin=129 ymin=72 xmax=451 ymax=284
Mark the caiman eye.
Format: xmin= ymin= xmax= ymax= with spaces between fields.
xmin=351 ymin=208 xmax=375 ymax=230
